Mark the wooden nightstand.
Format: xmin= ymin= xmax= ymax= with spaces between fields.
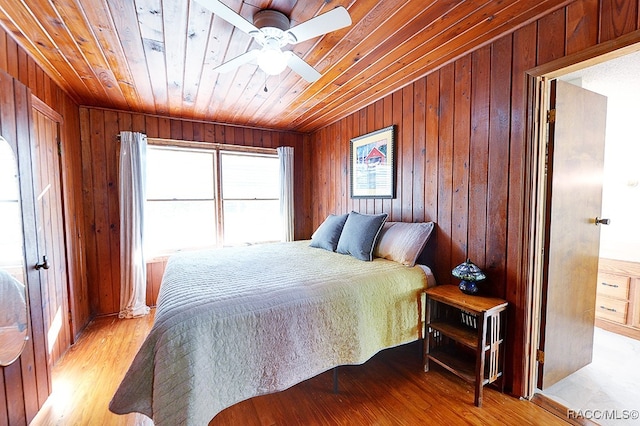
xmin=424 ymin=285 xmax=508 ymax=407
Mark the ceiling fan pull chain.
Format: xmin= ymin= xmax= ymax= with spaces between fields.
xmin=264 ymin=72 xmax=268 ymax=93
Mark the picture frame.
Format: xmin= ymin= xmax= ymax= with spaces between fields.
xmin=350 ymin=125 xmax=396 ymax=199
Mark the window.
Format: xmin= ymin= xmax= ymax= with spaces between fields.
xmin=144 ymin=145 xmax=280 ymax=257
xmin=220 ymin=152 xmax=280 ymax=245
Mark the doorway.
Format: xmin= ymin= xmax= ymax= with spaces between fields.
xmin=538 ymin=49 xmax=640 ymax=425
xmin=527 ymin=46 xmax=640 ymax=424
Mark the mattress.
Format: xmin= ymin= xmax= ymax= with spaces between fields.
xmin=110 ymin=240 xmax=433 ymax=425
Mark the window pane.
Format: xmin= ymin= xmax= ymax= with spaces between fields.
xmin=146 ymin=147 xmax=214 ymax=200
xmin=145 ymin=200 xmax=216 ymax=255
xmin=223 ymin=200 xmax=280 ymax=245
xmin=221 ymin=153 xmax=279 ymax=199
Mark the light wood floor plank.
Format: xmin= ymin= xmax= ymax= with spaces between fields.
xmin=30 ymin=311 xmax=569 ymax=425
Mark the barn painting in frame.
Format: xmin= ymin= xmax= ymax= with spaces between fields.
xmin=350 ymin=125 xmax=396 ymax=198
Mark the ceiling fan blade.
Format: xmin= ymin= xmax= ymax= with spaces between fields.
xmin=285 ymin=6 xmax=351 ymax=44
xmin=214 ymin=49 xmax=260 ymax=73
xmin=286 ymin=52 xmax=321 ymax=82
xmin=195 ymin=0 xmax=259 ymax=35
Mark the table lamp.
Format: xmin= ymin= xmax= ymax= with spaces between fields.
xmin=452 ymin=258 xmax=486 ymax=295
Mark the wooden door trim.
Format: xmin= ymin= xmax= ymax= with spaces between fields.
xmin=521 ymin=74 xmax=549 ymax=398
xmin=522 ymin=37 xmax=640 ymax=398
xmin=528 ymin=29 xmax=640 ymax=78
xmin=31 ymin=96 xmax=63 ymax=124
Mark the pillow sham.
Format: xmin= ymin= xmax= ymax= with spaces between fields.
xmin=374 ymin=221 xmax=435 ymax=266
xmin=336 ymin=211 xmax=388 ymax=261
xmin=309 ymin=213 xmax=349 ymax=251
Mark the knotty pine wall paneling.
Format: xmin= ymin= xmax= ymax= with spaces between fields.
xmin=309 ymin=0 xmax=640 ymax=397
xmin=2 ymin=23 xmax=89 ymax=341
xmin=0 ymin=68 xmax=49 ymax=426
xmin=0 ymin=26 xmax=85 ymax=424
xmin=79 ymin=108 xmax=312 ymax=316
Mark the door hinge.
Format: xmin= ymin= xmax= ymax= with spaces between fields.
xmin=546 ymin=109 xmax=556 ymax=123
xmin=536 ymin=349 xmax=545 ymax=364
xmin=57 ymin=139 xmax=62 ymax=156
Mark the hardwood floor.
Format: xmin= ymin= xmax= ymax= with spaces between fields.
xmin=30 ymin=313 xmax=154 ymax=426
xmin=31 ymin=311 xmax=569 ymax=425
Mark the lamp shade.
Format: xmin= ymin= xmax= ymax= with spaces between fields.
xmin=257 ymin=47 xmax=288 ymax=75
xmin=452 ymin=259 xmax=486 ymax=295
xmin=452 ymin=258 xmax=486 ymax=281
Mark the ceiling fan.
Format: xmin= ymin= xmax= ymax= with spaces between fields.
xmin=196 ymin=0 xmax=352 ymax=82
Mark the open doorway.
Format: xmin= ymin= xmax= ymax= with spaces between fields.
xmin=537 ymin=50 xmax=640 ymax=425
xmin=527 ymin=48 xmax=640 ymax=425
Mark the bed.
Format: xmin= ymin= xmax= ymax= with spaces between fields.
xmin=110 ymin=213 xmax=436 ymax=425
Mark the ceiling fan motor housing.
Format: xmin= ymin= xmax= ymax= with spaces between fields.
xmin=251 ymin=10 xmax=292 ymax=75
xmin=253 ymin=9 xmax=290 ymax=31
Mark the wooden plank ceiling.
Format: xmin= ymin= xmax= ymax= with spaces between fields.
xmin=0 ymin=0 xmax=570 ymax=133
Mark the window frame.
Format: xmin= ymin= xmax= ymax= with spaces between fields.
xmin=146 ymin=138 xmax=278 ymax=255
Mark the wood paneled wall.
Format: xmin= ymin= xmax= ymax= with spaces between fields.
xmin=309 ymin=0 xmax=640 ymax=397
xmin=3 ymin=0 xmax=639 ymax=420
xmin=0 ymin=25 xmax=88 ymax=338
xmin=0 ymin=27 xmax=85 ymax=425
xmin=0 ymin=68 xmax=49 ymax=426
xmin=79 ymin=108 xmax=312 ymax=315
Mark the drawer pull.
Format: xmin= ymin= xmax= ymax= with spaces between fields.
xmin=599 ymin=305 xmax=617 ymax=312
xmin=601 ymin=282 xmax=619 ymax=288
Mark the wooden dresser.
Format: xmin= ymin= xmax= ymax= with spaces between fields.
xmin=596 ymin=258 xmax=640 ymax=340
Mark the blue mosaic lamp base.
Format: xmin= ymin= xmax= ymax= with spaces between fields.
xmin=458 ymin=280 xmax=479 ymax=295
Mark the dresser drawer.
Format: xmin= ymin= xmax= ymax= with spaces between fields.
xmin=595 ymin=296 xmax=628 ymax=324
xmin=597 ymin=273 xmax=630 ymax=300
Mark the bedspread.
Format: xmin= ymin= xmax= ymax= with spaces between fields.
xmin=109 ymin=240 xmax=431 ymax=425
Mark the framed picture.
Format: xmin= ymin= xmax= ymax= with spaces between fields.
xmin=350 ymin=125 xmax=396 ymax=198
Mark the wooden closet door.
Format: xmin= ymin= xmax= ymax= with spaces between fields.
xmin=31 ymin=108 xmax=71 ymax=368
xmin=0 ymin=70 xmax=51 ymax=426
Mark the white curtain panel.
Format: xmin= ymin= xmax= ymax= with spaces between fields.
xmin=118 ymin=131 xmax=150 ymax=319
xmin=277 ymin=146 xmax=295 ymax=242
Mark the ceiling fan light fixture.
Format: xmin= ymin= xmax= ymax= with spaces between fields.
xmin=199 ymin=1 xmax=352 ymax=81
xmin=257 ymin=46 xmax=288 ymax=75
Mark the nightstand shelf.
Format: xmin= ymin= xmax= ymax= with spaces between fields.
xmin=428 ymin=346 xmax=476 ymax=383
xmin=424 ymin=285 xmax=508 ymax=407
xmin=429 ymin=321 xmax=479 ymax=350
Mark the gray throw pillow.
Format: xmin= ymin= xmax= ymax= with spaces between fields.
xmin=309 ymin=214 xmax=349 ymax=251
xmin=336 ymin=211 xmax=388 ymax=261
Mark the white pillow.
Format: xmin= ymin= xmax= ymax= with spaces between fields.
xmin=374 ymin=221 xmax=435 ymax=266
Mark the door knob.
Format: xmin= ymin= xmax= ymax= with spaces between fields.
xmin=35 ymin=255 xmax=50 ymax=270
xmin=595 ymin=217 xmax=610 ymax=226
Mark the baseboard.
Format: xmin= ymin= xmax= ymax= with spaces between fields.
xmin=595 ymin=319 xmax=640 ymax=341
xmin=530 ymin=393 xmax=599 ymax=426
